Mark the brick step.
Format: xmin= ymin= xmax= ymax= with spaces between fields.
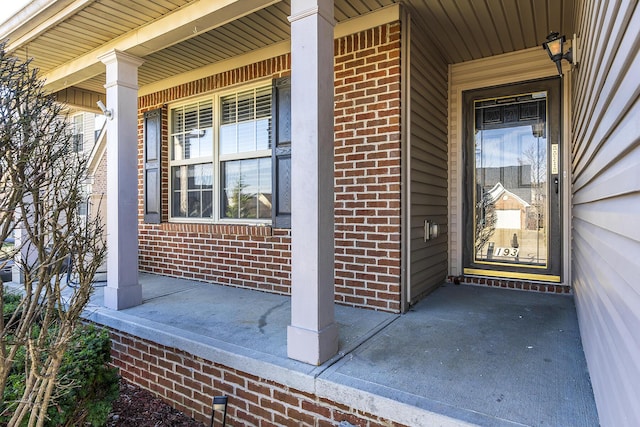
xmin=447 ymin=275 xmax=572 ymax=294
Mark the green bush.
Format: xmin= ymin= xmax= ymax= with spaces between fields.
xmin=1 ymin=313 xmax=119 ymax=426
xmin=49 ymin=324 xmax=120 ymax=426
xmin=2 ymin=292 xmax=21 ymax=322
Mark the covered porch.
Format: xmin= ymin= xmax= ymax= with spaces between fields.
xmin=84 ymin=274 xmax=598 ymax=426
xmin=4 ymin=0 xmax=637 ymax=423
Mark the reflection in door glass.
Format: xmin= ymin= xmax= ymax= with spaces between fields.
xmin=474 ymin=92 xmax=548 ymax=267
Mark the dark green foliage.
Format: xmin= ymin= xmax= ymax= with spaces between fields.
xmin=2 ymin=292 xmax=21 ymax=323
xmin=50 ymin=324 xmax=119 ymax=426
xmin=0 ymin=314 xmax=119 ymax=426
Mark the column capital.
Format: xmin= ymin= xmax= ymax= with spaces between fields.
xmin=289 ymin=0 xmax=334 ymax=25
xmin=98 ymin=49 xmax=145 ymax=68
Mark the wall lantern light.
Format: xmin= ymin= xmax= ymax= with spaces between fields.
xmin=96 ymin=100 xmax=113 ymax=120
xmin=424 ymin=220 xmax=439 ymax=242
xmin=542 ymin=32 xmax=574 ymax=77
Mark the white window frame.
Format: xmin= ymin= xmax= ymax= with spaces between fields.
xmin=168 ymin=80 xmax=273 ymax=224
xmin=71 ymin=113 xmax=84 ymax=153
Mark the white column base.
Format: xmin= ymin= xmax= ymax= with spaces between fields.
xmin=104 ymin=283 xmax=142 ymax=310
xmin=287 ymin=323 xmax=339 ymax=366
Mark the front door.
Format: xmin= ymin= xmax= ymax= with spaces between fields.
xmin=463 ymin=78 xmax=562 ymax=282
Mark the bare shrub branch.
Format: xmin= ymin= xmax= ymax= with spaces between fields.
xmin=0 ymin=42 xmax=106 ymax=426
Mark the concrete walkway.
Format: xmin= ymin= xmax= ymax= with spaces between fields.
xmin=83 ymin=274 xmax=599 ymax=426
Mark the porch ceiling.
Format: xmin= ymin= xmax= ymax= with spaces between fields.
xmin=0 ymin=0 xmax=574 ymax=96
xmin=405 ymin=0 xmax=575 ymax=64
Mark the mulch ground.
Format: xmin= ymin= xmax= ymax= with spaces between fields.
xmin=106 ymin=379 xmax=207 ymax=427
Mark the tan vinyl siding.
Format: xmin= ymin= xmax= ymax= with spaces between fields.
xmin=448 ymin=48 xmax=563 ymax=277
xmin=571 ymin=1 xmax=640 ymax=425
xmin=407 ymin=9 xmax=449 ymax=303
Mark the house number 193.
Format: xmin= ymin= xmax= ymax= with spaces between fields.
xmin=495 ymin=248 xmax=519 ymax=257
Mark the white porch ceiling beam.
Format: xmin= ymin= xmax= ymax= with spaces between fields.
xmin=41 ymin=0 xmax=279 ymax=92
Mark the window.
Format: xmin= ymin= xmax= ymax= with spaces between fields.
xmin=148 ymin=78 xmax=290 ymax=226
xmin=72 ymin=114 xmax=83 ymax=152
xmin=168 ymin=85 xmax=273 ymax=221
xmin=220 ymin=87 xmax=272 ymax=220
xmin=170 ymin=100 xmax=214 ymax=218
xmin=78 ymin=194 xmax=88 ymax=217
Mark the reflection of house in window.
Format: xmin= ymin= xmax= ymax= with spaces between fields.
xmin=479 ymin=165 xmax=532 ymax=203
xmin=485 ymin=182 xmax=531 ymax=230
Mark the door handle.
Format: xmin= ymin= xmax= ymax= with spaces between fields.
xmin=554 ymin=177 xmax=559 ymax=194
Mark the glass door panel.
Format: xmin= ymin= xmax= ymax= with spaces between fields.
xmin=463 ymin=78 xmax=562 ymax=281
xmin=474 ymin=93 xmax=548 ymax=267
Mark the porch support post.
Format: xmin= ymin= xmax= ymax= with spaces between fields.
xmin=99 ymin=50 xmax=144 ymax=310
xmin=287 ymin=0 xmax=338 ymax=365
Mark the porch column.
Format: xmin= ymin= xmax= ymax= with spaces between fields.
xmin=99 ymin=50 xmax=144 ymax=310
xmin=287 ymin=0 xmax=338 ymax=365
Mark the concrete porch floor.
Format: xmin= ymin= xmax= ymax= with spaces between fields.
xmin=83 ymin=274 xmax=599 ymax=426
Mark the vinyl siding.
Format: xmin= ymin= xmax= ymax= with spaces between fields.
xmin=406 ymin=8 xmax=449 ymax=303
xmin=571 ymin=1 xmax=640 ymax=425
xmin=448 ymin=48 xmax=563 ymax=277
xmin=82 ymin=113 xmax=96 ymax=155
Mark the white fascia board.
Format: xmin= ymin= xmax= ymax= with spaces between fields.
xmin=41 ymin=0 xmax=279 ymax=92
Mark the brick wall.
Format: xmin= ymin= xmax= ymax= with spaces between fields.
xmin=137 ymin=55 xmax=293 ymax=295
xmin=90 ymin=150 xmax=108 ymax=233
xmin=92 ymin=151 xmax=108 ymax=197
xmin=448 ymin=275 xmax=572 ymax=294
xmin=136 ymin=22 xmax=402 ymax=312
xmin=110 ymin=328 xmax=409 ymax=427
xmin=139 ymin=224 xmax=292 ymax=294
xmin=333 ymin=23 xmax=402 ymax=312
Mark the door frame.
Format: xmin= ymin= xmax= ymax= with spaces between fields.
xmin=448 ymin=47 xmax=572 ymax=286
xmin=461 ymin=78 xmax=562 ymax=282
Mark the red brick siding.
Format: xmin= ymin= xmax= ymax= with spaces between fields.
xmin=139 ymin=224 xmax=292 ymax=293
xmin=137 ymin=54 xmax=293 ymax=295
xmin=92 ymin=150 xmax=108 ymax=196
xmin=90 ymin=151 xmax=108 ymax=230
xmin=136 ymin=22 xmax=402 ymax=312
xmin=448 ymin=275 xmax=572 ymax=294
xmin=110 ymin=328 xmax=409 ymax=427
xmin=333 ymin=23 xmax=402 ymax=312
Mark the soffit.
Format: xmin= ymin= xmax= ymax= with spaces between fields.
xmin=3 ymin=0 xmax=398 ymax=93
xmin=404 ymin=0 xmax=575 ymax=64
xmin=2 ymin=0 xmax=574 ymax=94
xmin=6 ymin=0 xmax=195 ymax=72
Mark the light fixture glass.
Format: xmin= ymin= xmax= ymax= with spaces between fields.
xmin=546 ymin=38 xmax=563 ymax=57
xmin=542 ymin=32 xmax=571 ymax=77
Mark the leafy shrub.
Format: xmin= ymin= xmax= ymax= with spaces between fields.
xmin=50 ymin=324 xmax=120 ymax=426
xmin=1 ymin=320 xmax=119 ymax=426
xmin=2 ymin=292 xmax=21 ymax=323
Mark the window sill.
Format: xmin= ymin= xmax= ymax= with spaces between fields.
xmin=159 ymin=222 xmax=273 ymax=237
